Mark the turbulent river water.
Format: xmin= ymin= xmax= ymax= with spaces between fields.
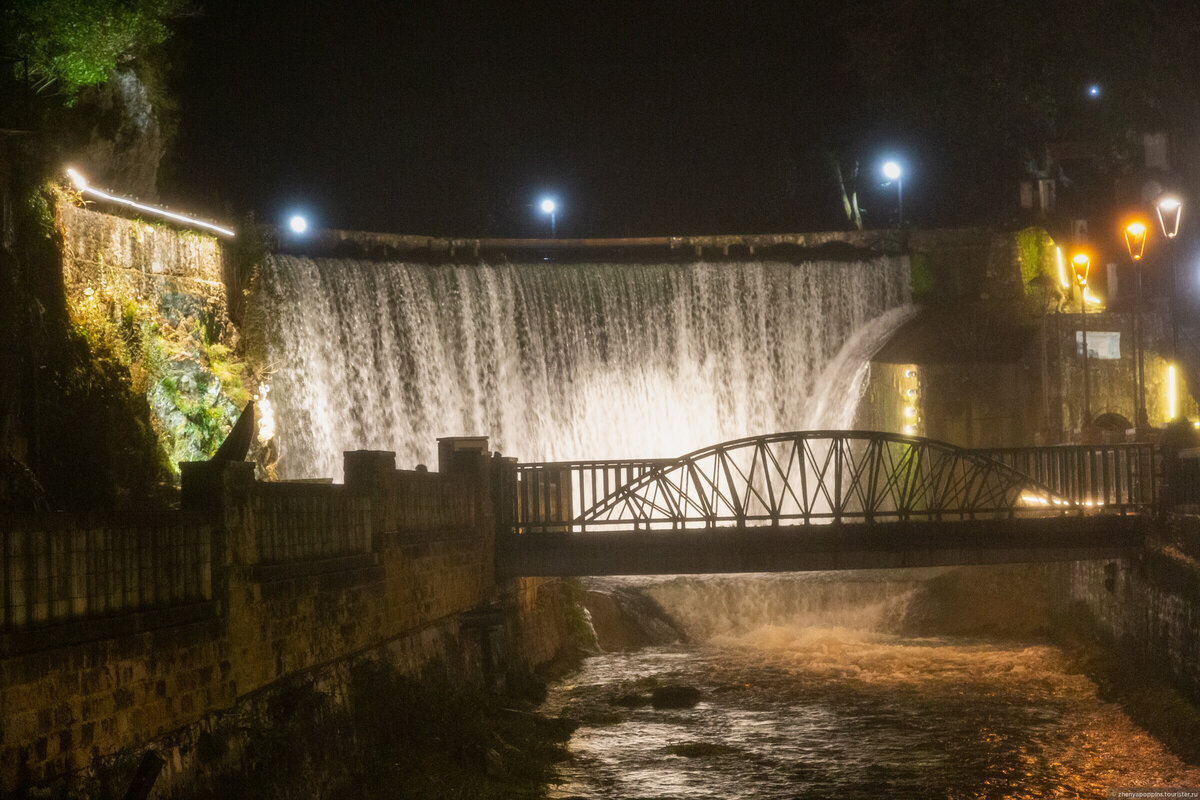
xmin=542 ymin=573 xmax=1200 ymax=799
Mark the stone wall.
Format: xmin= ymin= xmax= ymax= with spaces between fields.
xmin=1056 ymin=516 xmax=1200 ymax=703
xmin=0 ymin=440 xmax=575 ymax=793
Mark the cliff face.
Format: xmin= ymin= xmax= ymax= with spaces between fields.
xmin=57 ymin=197 xmax=250 ymax=476
xmin=72 ymin=69 xmax=167 ymax=201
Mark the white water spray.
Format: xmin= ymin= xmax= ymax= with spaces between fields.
xmin=251 ymin=255 xmax=911 ymax=478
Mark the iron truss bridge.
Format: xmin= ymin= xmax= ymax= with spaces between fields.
xmin=497 ymin=431 xmax=1157 ymax=576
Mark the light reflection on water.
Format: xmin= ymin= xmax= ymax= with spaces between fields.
xmin=543 ymin=633 xmax=1200 ymax=799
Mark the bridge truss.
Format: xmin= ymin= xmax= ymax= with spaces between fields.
xmin=503 ymin=431 xmax=1158 ymax=535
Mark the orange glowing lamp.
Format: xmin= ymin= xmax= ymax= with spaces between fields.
xmin=1071 ymin=252 xmax=1091 ymax=286
xmin=1124 ymin=220 xmax=1148 ymax=261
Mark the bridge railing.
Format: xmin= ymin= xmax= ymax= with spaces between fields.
xmin=505 ymin=458 xmax=671 ymax=534
xmin=973 ymin=442 xmax=1159 ymax=513
xmin=503 ymin=435 xmax=1161 ymax=536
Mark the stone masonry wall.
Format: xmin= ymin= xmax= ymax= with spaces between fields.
xmin=1056 ymin=515 xmax=1200 ymax=703
xmin=0 ymin=441 xmax=569 ymax=793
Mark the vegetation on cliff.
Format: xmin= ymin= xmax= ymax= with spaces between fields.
xmin=3 ymin=0 xmax=183 ymax=102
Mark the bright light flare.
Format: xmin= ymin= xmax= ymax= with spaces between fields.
xmin=1168 ymin=364 xmax=1178 ymax=420
xmin=288 ymin=215 xmax=309 ymax=234
xmin=255 ymin=383 xmax=275 ymax=444
xmin=1087 ymin=84 xmax=1102 ymax=98
xmin=64 ymin=166 xmax=234 ymax=237
xmin=1056 ymin=247 xmax=1069 ymax=289
xmin=882 ymin=161 xmax=902 ymax=181
xmin=540 ymin=198 xmax=556 ymax=214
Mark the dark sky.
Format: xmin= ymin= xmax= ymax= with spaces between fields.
xmin=162 ymin=1 xmax=1200 ymax=238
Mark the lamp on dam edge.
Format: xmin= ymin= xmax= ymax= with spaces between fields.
xmin=882 ymin=161 xmax=903 ymax=228
xmin=1124 ymin=219 xmax=1150 ymax=429
xmin=1072 ymin=251 xmax=1093 ymax=432
xmin=540 ymin=197 xmax=557 ymax=238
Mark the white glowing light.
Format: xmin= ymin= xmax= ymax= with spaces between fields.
xmin=64 ymin=166 xmax=235 ymax=237
xmin=255 ymin=383 xmax=276 ymax=444
xmin=1083 ymin=287 xmax=1102 ymax=306
xmin=904 ymin=406 xmax=916 ymax=418
xmin=1168 ymin=365 xmax=1178 ymax=420
xmin=903 ymin=424 xmax=916 ymax=435
xmin=1157 ymin=195 xmax=1183 ymax=239
xmin=289 ymin=215 xmax=309 ymax=234
xmin=540 ymin=198 xmax=556 ymax=214
xmin=1055 ymin=247 xmax=1069 ymax=289
xmin=1020 ymin=492 xmax=1050 ymax=506
xmin=905 ymin=369 xmax=917 ymax=379
xmin=905 ymin=388 xmax=916 ymax=398
xmin=882 ymin=161 xmax=902 ymax=181
xmin=1087 ymin=84 xmax=1101 ymax=98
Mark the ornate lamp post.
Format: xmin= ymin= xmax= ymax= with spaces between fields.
xmin=1124 ymin=220 xmax=1150 ymax=429
xmin=1072 ymin=251 xmax=1093 ymax=432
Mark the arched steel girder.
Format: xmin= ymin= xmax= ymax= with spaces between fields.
xmin=578 ymin=430 xmax=1067 ymax=528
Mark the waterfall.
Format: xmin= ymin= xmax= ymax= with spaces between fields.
xmin=251 ymin=255 xmax=911 ymax=479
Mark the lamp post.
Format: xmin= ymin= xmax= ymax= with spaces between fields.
xmin=1072 ymin=251 xmax=1093 ymax=434
xmin=882 ymin=161 xmax=903 ymax=227
xmin=540 ymin=198 xmax=557 ymax=238
xmin=1124 ymin=220 xmax=1149 ymax=429
xmin=1157 ymin=195 xmax=1183 ymax=373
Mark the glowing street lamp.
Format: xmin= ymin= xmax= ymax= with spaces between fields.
xmin=1157 ymin=194 xmax=1184 ymax=371
xmin=540 ymin=197 xmax=557 ymax=237
xmin=1157 ymin=195 xmax=1182 ymax=240
xmin=882 ymin=161 xmax=903 ymax=227
xmin=288 ymin=214 xmax=309 ymax=234
xmin=1072 ymin=251 xmax=1093 ymax=431
xmin=1124 ymin=219 xmax=1150 ymax=428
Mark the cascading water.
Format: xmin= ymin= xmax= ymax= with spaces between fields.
xmin=251 ymin=255 xmax=911 ymax=478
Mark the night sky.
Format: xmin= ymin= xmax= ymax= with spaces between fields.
xmin=162 ymin=1 xmax=1200 ymax=238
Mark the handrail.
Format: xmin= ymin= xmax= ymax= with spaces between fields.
xmin=505 ymin=432 xmax=1153 ymax=535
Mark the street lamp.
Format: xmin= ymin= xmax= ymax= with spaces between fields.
xmin=1072 ymin=251 xmax=1093 ymax=433
xmin=1124 ymin=220 xmax=1150 ymax=429
xmin=540 ymin=198 xmax=557 ymax=237
xmin=882 ymin=161 xmax=903 ymax=227
xmin=1157 ymin=194 xmax=1184 ymax=370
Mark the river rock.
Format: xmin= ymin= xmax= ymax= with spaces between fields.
xmin=650 ymin=685 xmax=703 ymax=709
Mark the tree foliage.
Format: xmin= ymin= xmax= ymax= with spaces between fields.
xmin=3 ymin=0 xmax=183 ymax=100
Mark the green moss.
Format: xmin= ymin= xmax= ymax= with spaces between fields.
xmin=909 ymin=251 xmax=936 ymax=300
xmin=1016 ymin=227 xmax=1054 ymax=291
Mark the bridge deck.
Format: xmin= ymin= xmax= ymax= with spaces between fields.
xmin=498 ymin=516 xmax=1147 ymax=577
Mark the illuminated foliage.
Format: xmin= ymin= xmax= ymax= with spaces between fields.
xmin=3 ymin=0 xmax=183 ymax=100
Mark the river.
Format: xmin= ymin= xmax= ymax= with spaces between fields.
xmin=541 ymin=571 xmax=1200 ymax=799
